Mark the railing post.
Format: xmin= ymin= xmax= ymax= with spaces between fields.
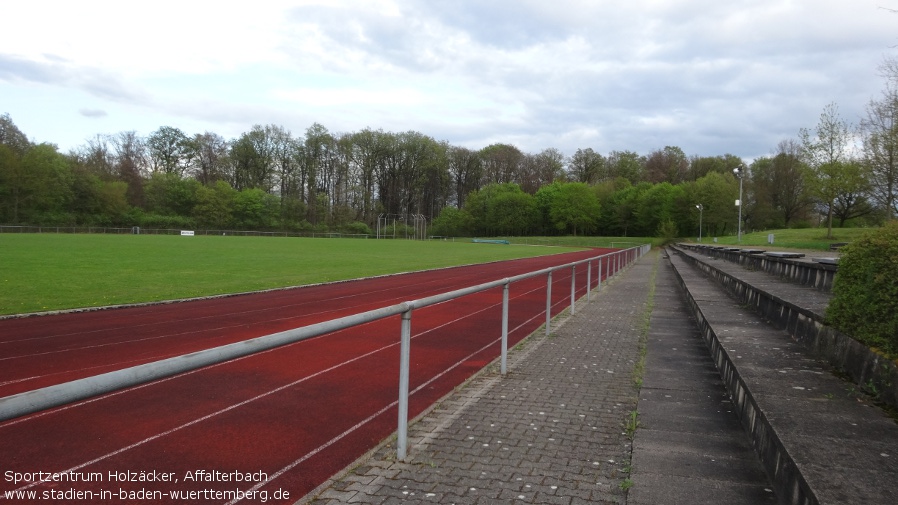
xmin=501 ymin=281 xmax=509 ymax=375
xmin=586 ymin=261 xmax=592 ymax=302
xmin=397 ymin=308 xmax=413 ymax=460
xmin=545 ymin=271 xmax=552 ymax=336
xmin=598 ymin=257 xmax=603 ymax=290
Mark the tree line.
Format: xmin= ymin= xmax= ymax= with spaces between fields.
xmin=2 ymin=58 xmax=897 ymax=238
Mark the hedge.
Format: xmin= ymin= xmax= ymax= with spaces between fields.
xmin=827 ymin=221 xmax=898 ymax=357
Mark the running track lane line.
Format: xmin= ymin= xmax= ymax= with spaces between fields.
xmin=2 ymin=282 xmax=557 ymax=498
xmin=226 ymin=310 xmax=550 ymax=505
xmin=0 ymin=263 xmax=535 ymax=397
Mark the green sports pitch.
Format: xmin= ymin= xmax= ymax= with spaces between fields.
xmin=0 ymin=234 xmax=583 ymax=316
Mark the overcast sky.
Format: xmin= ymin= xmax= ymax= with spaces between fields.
xmin=2 ymin=0 xmax=896 ymax=163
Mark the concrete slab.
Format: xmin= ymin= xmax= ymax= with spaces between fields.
xmin=764 ymin=251 xmax=806 ymax=258
xmin=667 ymin=248 xmax=898 ymax=505
xmin=628 ymin=258 xmax=774 ymax=504
xmin=628 ymin=474 xmax=776 ymax=505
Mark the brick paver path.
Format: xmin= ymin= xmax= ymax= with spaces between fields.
xmin=307 ymin=252 xmax=656 ymax=504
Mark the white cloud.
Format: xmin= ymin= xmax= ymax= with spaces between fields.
xmin=1 ymin=0 xmax=896 ymax=160
xmin=272 ymin=86 xmax=427 ymax=107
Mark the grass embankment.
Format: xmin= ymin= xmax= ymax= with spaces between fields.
xmin=0 ymin=234 xmax=579 ymax=315
xmin=499 ymin=236 xmax=662 ymax=248
xmin=684 ymin=227 xmax=871 ymax=251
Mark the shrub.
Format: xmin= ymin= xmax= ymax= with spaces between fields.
xmin=827 ymin=221 xmax=898 ymax=357
xmin=342 ymin=221 xmax=372 ymax=235
xmin=137 ymin=212 xmax=196 ymax=230
xmin=655 ymin=219 xmax=679 ymax=246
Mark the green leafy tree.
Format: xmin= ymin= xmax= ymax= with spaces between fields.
xmin=691 ymin=172 xmax=739 ymax=237
xmin=540 ymin=182 xmax=600 ymax=236
xmin=635 ymin=182 xmax=678 ymax=236
xmin=233 ymin=188 xmax=278 ymax=229
xmin=831 ymin=159 xmax=874 ymax=226
xmin=464 ymin=183 xmax=537 ymax=236
xmin=0 ymin=144 xmax=22 ymax=222
xmin=431 ymin=206 xmax=474 ymax=237
xmin=687 ymin=154 xmax=742 ymax=181
xmin=144 ymin=173 xmax=200 ymax=217
xmin=194 ymin=180 xmax=237 ymax=228
xmin=606 ymin=150 xmax=644 ymax=184
xmin=490 ymin=190 xmax=538 ymax=236
xmin=94 ymin=181 xmax=130 ymax=224
xmin=600 ymin=182 xmax=651 ymax=236
xmin=2 ymin=143 xmax=74 ymax=224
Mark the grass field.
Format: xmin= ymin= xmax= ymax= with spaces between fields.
xmin=686 ymin=227 xmax=874 ymax=250
xmin=0 ymin=234 xmax=588 ymax=316
xmin=498 ymin=236 xmax=663 ymax=248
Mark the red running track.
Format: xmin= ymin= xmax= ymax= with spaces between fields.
xmin=0 ymin=248 xmax=621 ymax=504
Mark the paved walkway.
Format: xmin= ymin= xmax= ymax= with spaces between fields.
xmin=304 ymin=250 xmax=774 ymax=504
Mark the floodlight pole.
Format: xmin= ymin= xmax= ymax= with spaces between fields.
xmin=733 ymin=165 xmax=744 ymax=243
xmin=695 ymin=204 xmax=703 ymax=243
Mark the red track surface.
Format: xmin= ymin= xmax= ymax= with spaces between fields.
xmin=1 ymin=248 xmax=619 ymax=504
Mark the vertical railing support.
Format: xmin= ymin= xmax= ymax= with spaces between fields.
xmin=586 ymin=261 xmax=592 ymax=302
xmin=501 ymin=281 xmax=510 ymax=375
xmin=397 ymin=308 xmax=413 ymax=460
xmin=545 ymin=271 xmax=552 ymax=336
xmin=570 ymin=265 xmax=576 ymax=315
xmin=598 ymin=257 xmax=603 ymax=290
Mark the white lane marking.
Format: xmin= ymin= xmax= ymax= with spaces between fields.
xmin=3 ymin=274 xmax=564 ymax=499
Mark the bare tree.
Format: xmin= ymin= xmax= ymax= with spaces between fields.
xmin=644 ymin=146 xmax=688 ymax=184
xmin=447 ymin=146 xmax=482 ymax=208
xmin=861 ymin=57 xmax=898 ymax=220
xmin=147 ymin=126 xmax=192 ymax=176
xmin=0 ymin=113 xmax=31 ymax=155
xmin=480 ymin=143 xmax=523 ymax=185
xmin=110 ymin=131 xmax=148 ymax=207
xmin=189 ymin=132 xmax=230 ymax=185
xmin=799 ymin=102 xmax=856 ymax=238
xmin=567 ymin=148 xmax=605 ymax=184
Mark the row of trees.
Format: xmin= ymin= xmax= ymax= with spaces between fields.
xmin=2 ymin=57 xmax=898 ymax=237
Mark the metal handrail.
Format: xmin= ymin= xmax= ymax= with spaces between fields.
xmin=0 ymin=244 xmax=650 ymax=458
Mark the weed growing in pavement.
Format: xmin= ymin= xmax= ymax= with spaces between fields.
xmin=632 ymin=258 xmax=658 ymax=391
xmin=625 ymin=411 xmax=640 ymax=439
xmin=619 ymin=252 xmax=659 ymax=496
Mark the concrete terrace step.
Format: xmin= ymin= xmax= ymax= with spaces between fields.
xmin=671 ymin=244 xmax=898 ymax=410
xmin=673 ymin=245 xmax=832 ymax=320
xmin=628 ymin=255 xmax=776 ymax=505
xmin=678 ymin=243 xmax=838 ymax=293
xmin=666 ymin=248 xmax=898 ymax=505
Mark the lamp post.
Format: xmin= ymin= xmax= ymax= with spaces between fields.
xmin=733 ymin=165 xmax=744 ymax=243
xmin=695 ymin=204 xmax=703 ymax=242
